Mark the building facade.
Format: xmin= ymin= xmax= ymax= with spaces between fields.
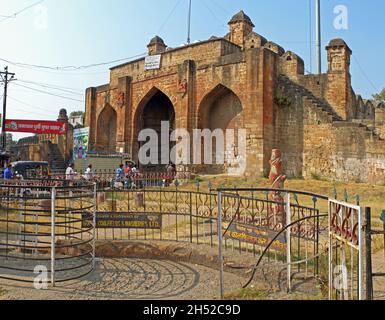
xmin=85 ymin=10 xmax=385 ymax=184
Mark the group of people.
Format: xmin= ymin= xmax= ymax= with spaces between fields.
xmin=65 ymin=163 xmax=95 ymax=181
xmin=115 ymin=162 xmax=141 ymax=189
xmin=65 ymin=162 xmax=177 ymax=189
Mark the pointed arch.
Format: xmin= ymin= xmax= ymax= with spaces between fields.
xmin=132 ymin=87 xmax=176 ymax=170
xmin=96 ymin=104 xmax=117 ymax=152
xmin=198 ymin=84 xmax=244 ymax=130
xmin=197 ymin=84 xmax=245 ymax=175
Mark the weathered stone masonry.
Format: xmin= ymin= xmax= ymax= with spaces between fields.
xmin=85 ymin=10 xmax=385 ymax=184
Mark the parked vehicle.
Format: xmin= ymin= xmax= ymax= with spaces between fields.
xmin=11 ymin=161 xmax=51 ymax=179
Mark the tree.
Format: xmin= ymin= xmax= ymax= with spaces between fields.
xmin=372 ymin=88 xmax=385 ymax=103
xmin=70 ymin=111 xmax=84 ymax=117
xmin=6 ymin=133 xmax=17 ymax=149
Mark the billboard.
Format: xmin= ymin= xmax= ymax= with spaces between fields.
xmin=73 ymin=127 xmax=89 ymax=161
xmin=4 ymin=120 xmax=67 ymax=135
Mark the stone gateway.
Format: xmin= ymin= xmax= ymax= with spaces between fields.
xmin=85 ymin=10 xmax=385 ymax=184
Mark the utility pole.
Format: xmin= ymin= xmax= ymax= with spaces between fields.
xmin=187 ymin=0 xmax=192 ymax=44
xmin=315 ymin=0 xmax=322 ymax=74
xmin=0 ymin=66 xmax=16 ymax=151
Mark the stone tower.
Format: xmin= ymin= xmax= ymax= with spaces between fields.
xmin=147 ymin=36 xmax=167 ymax=55
xmin=228 ymin=10 xmax=255 ymax=50
xmin=326 ymin=38 xmax=353 ymax=120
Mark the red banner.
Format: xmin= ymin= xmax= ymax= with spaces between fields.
xmin=4 ymin=120 xmax=68 ymax=135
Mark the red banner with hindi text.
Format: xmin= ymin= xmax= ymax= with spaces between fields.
xmin=4 ymin=120 xmax=68 ymax=135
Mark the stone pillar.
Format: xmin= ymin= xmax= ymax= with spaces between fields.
xmin=176 ymin=60 xmax=196 ymax=172
xmin=116 ymin=76 xmax=132 ymax=154
xmin=85 ymin=87 xmax=97 ymax=150
xmin=325 ymin=39 xmax=353 ymax=120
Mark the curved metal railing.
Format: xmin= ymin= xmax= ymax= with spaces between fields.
xmin=0 ymin=179 xmax=96 ymax=284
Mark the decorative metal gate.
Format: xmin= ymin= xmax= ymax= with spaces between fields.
xmin=328 ymin=199 xmax=364 ymax=300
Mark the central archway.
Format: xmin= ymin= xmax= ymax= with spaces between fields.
xmin=134 ymin=89 xmax=176 ymax=171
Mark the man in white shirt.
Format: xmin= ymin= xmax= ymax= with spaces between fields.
xmin=84 ymin=164 xmax=93 ymax=180
xmin=66 ymin=163 xmax=76 ymax=180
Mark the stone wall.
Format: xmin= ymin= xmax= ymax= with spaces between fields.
xmin=84 ymin=10 xmax=385 ymax=185
xmin=86 ymin=37 xmax=278 ymax=177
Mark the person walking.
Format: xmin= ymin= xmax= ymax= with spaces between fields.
xmin=84 ymin=164 xmax=93 ymax=180
xmin=65 ymin=163 xmax=76 ymax=181
xmin=4 ymin=164 xmax=13 ymax=180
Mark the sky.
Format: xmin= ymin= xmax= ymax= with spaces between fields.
xmin=0 ymin=0 xmax=384 ymax=140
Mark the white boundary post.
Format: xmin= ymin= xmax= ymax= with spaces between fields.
xmin=358 ymin=206 xmax=363 ymax=301
xmin=328 ymin=200 xmax=333 ymax=300
xmin=92 ymin=183 xmax=97 ymax=269
xmin=286 ymin=192 xmax=291 ymax=293
xmin=51 ymin=187 xmax=56 ymax=287
xmin=217 ymin=191 xmax=224 ymax=299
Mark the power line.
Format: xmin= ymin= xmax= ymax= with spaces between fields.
xmin=201 ymin=0 xmax=227 ymax=29
xmin=17 ymin=79 xmax=84 ymax=96
xmin=157 ymin=0 xmax=183 ymax=34
xmin=8 ymin=107 xmax=56 ymax=118
xmin=352 ymin=55 xmax=379 ymax=93
xmin=17 ymin=79 xmax=83 ymax=93
xmin=8 ymin=96 xmax=61 ymax=115
xmin=210 ymin=0 xmax=231 ymax=15
xmin=0 ymin=0 xmax=45 ymax=23
xmin=12 ymin=83 xmax=85 ymax=102
xmin=0 ymin=52 xmax=147 ymax=72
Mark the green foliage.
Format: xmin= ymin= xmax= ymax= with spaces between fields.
xmin=70 ymin=111 xmax=84 ymax=117
xmin=311 ymin=173 xmax=322 ymax=181
xmin=274 ymin=94 xmax=292 ymax=107
xmin=373 ymin=88 xmax=385 ymax=103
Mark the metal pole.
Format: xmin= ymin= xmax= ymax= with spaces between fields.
xmin=51 ymin=187 xmax=56 ymax=286
xmin=286 ymin=192 xmax=292 ymax=293
xmin=315 ymin=0 xmax=322 ymax=74
xmin=328 ymin=200 xmax=333 ymax=300
xmin=93 ymin=183 xmax=97 ymax=269
xmin=217 ymin=191 xmax=224 ymax=299
xmin=365 ymin=207 xmax=373 ymax=300
xmin=358 ymin=206 xmax=364 ymax=300
xmin=1 ymin=66 xmax=14 ymax=151
xmin=187 ymin=0 xmax=192 ymax=44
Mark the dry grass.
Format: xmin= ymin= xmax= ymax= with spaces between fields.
xmin=225 ymin=283 xmax=325 ymax=301
xmin=183 ymin=175 xmax=385 ymax=219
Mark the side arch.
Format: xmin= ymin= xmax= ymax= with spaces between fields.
xmin=197 ymin=84 xmax=245 ymax=175
xmin=96 ymin=104 xmax=117 ymax=152
xmin=198 ymin=84 xmax=244 ymax=130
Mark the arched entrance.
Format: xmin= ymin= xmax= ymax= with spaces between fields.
xmin=96 ymin=104 xmax=117 ymax=152
xmin=135 ymin=90 xmax=176 ymax=171
xmin=199 ymin=85 xmax=244 ymax=174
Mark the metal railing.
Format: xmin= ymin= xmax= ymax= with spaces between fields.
xmin=0 ymin=179 xmax=96 ymax=285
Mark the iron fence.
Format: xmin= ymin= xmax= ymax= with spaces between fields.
xmin=0 ymin=179 xmax=96 ymax=284
xmin=93 ymin=187 xmax=331 ymax=292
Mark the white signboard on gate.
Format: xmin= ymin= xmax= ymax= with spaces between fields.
xmin=144 ymin=55 xmax=162 ymax=70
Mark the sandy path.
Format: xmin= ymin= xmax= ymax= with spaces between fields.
xmin=0 ymin=258 xmax=244 ymax=300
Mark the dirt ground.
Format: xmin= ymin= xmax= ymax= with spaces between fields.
xmin=0 ymin=257 xmax=324 ymax=301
